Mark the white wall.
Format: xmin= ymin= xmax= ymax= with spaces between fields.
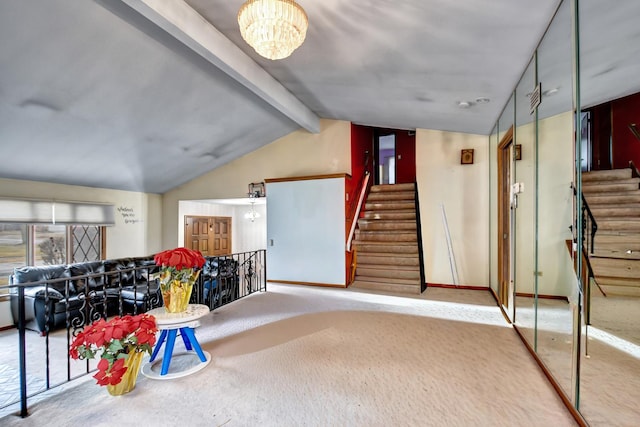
xmin=417 ymin=130 xmax=490 ymax=286
xmin=162 ymin=119 xmax=351 ymax=248
xmin=178 ymin=200 xmax=267 ymax=253
xmin=0 ymin=178 xmax=162 ymax=258
xmin=266 ymin=177 xmax=346 ymax=286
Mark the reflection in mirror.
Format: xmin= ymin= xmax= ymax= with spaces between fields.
xmin=497 ymin=95 xmax=515 ymax=321
xmin=578 ymin=0 xmax=640 ymax=424
xmin=534 ymin=0 xmax=577 ymax=402
xmin=513 ymin=58 xmax=537 ymax=347
xmin=489 ymin=124 xmax=498 ymax=299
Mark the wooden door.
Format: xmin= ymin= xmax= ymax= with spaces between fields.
xmin=497 ymin=127 xmax=514 ymax=314
xmin=184 ymin=216 xmax=212 ymax=255
xmin=184 ymin=216 xmax=232 ymax=256
xmin=212 ymin=217 xmax=232 ymax=255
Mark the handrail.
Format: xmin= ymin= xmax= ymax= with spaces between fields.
xmin=571 ymin=183 xmax=598 ymax=254
xmin=346 ymin=171 xmax=370 ymax=251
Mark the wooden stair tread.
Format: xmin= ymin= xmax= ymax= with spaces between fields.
xmin=583 ymin=178 xmax=639 ymax=186
xmin=369 ymin=183 xmax=415 ymax=192
xmin=350 ymin=280 xmax=422 ymax=295
xmin=583 ymin=169 xmax=632 ymax=181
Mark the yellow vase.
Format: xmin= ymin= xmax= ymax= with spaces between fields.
xmin=106 ymin=351 xmax=144 ymax=396
xmin=160 ymin=270 xmax=200 ymax=313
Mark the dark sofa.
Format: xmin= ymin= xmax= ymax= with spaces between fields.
xmin=10 ymin=256 xmax=161 ymax=334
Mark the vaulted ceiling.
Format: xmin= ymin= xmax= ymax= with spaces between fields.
xmin=0 ymin=0 xmax=591 ymax=193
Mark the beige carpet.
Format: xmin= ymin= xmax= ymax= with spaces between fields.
xmin=0 ymin=285 xmax=576 ymax=426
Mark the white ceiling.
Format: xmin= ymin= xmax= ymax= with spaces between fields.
xmin=0 ymin=0 xmax=638 ymax=194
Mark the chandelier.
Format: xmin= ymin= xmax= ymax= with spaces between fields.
xmin=244 ymin=200 xmax=261 ymax=222
xmin=237 ymin=0 xmax=308 ymax=60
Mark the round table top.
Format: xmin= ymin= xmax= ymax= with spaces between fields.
xmin=146 ymin=304 xmax=210 ymax=326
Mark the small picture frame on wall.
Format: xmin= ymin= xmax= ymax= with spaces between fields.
xmin=515 ymin=144 xmax=522 ymax=161
xmin=461 ymin=149 xmax=474 ymax=165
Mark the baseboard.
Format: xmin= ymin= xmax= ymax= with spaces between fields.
xmin=427 ymin=283 xmax=489 ymax=291
xmin=512 ymin=324 xmax=588 ymax=427
xmin=268 ymin=280 xmax=346 ymax=288
xmin=516 ymin=292 xmax=569 ymax=303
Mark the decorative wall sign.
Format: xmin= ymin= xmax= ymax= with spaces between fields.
xmin=461 ymin=149 xmax=474 ymax=165
xmin=118 ymin=206 xmax=142 ymax=224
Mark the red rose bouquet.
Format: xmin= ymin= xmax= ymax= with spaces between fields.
xmin=69 ymin=313 xmax=157 ymax=393
xmin=154 ymin=247 xmax=206 ymax=312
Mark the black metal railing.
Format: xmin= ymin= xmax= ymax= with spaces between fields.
xmin=1 ymin=249 xmax=266 ymax=417
xmin=572 ymin=183 xmax=598 ymax=255
xmin=414 ymin=182 xmax=427 ymax=293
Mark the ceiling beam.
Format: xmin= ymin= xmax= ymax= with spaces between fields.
xmin=118 ymin=0 xmax=320 ymax=133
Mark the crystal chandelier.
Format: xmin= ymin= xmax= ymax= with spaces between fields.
xmin=237 ymin=0 xmax=308 ymax=60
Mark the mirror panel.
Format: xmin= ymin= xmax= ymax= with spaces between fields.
xmin=497 ymin=95 xmax=515 ymax=320
xmin=489 ymin=123 xmax=498 ymax=297
xmin=534 ymin=0 xmax=577 ymax=401
xmin=578 ymin=0 xmax=640 ymax=423
xmin=513 ymin=58 xmax=537 ymax=346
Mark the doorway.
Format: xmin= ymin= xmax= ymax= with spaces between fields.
xmin=497 ymin=127 xmax=515 ymax=317
xmin=184 ymin=216 xmax=232 ymax=256
xmin=375 ymin=132 xmax=396 ymax=185
xmin=371 ymin=129 xmax=416 ymax=185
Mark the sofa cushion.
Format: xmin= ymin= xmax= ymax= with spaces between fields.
xmin=69 ymin=261 xmax=106 ymax=292
xmin=12 ymin=265 xmax=73 ymax=294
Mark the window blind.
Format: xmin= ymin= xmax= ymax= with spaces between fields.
xmin=0 ymin=198 xmax=115 ymax=225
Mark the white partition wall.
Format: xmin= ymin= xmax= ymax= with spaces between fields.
xmin=266 ymin=175 xmax=346 ymax=286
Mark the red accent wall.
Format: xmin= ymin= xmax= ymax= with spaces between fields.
xmin=350 ymin=124 xmax=373 ymax=184
xmin=395 ymin=130 xmax=416 ymax=184
xmin=611 ymin=92 xmax=640 ymax=168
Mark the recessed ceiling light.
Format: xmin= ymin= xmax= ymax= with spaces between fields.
xmin=543 ymin=87 xmax=560 ymax=97
xmin=475 ymin=97 xmax=490 ymax=104
xmin=457 ymin=101 xmax=472 ymax=109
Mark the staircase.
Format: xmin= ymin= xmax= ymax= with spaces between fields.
xmin=582 ymin=167 xmax=640 ymax=297
xmin=350 ymin=183 xmax=423 ymax=295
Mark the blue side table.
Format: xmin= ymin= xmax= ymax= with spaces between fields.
xmin=141 ymin=304 xmax=211 ymax=380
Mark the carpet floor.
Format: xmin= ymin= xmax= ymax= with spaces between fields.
xmin=0 ymin=284 xmax=576 ymax=426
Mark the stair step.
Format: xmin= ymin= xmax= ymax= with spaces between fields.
xmin=355 ymin=230 xmax=417 ymax=242
xmin=592 ymin=249 xmax=640 ymax=260
xmin=358 ymin=254 xmax=420 ymax=266
xmin=590 ymin=205 xmax=640 ymax=218
xmin=585 ymin=191 xmax=640 ymax=205
xmin=582 ymin=169 xmax=632 ymax=182
xmin=367 ymin=191 xmax=415 ymax=201
xmin=597 ymin=282 xmax=640 ymax=297
xmin=357 ymin=219 xmax=416 ymax=231
xmin=351 ymin=278 xmax=422 ymax=295
xmin=590 ymin=257 xmax=640 ymax=279
xmin=363 ymin=210 xmax=416 ymax=220
xmin=598 ymin=218 xmax=640 ymax=232
xmin=353 ymin=242 xmax=419 ymax=254
xmin=582 ymin=180 xmax=640 ymax=193
xmin=365 ymin=201 xmax=415 ymax=211
xmin=370 ymin=183 xmax=415 ymax=193
xmin=356 ymin=266 xmax=420 ymax=280
xmin=594 ymin=276 xmax=640 ymax=287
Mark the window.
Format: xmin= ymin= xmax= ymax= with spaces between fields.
xmin=0 ymin=225 xmax=105 ymax=287
xmin=0 ymin=224 xmax=27 ymax=287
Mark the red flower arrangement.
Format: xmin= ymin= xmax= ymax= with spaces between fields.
xmin=69 ymin=313 xmax=158 ymax=386
xmin=154 ymin=247 xmax=206 ymax=312
xmin=154 ymin=247 xmax=206 ymax=271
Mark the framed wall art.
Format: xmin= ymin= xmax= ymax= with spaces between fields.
xmin=461 ymin=149 xmax=474 ymax=165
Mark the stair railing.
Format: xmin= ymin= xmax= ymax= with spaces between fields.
xmin=630 ymin=160 xmax=640 ymax=180
xmin=414 ymin=182 xmax=427 ymax=292
xmin=571 ymin=183 xmax=598 ymax=255
xmin=346 ymin=171 xmax=370 ymax=252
